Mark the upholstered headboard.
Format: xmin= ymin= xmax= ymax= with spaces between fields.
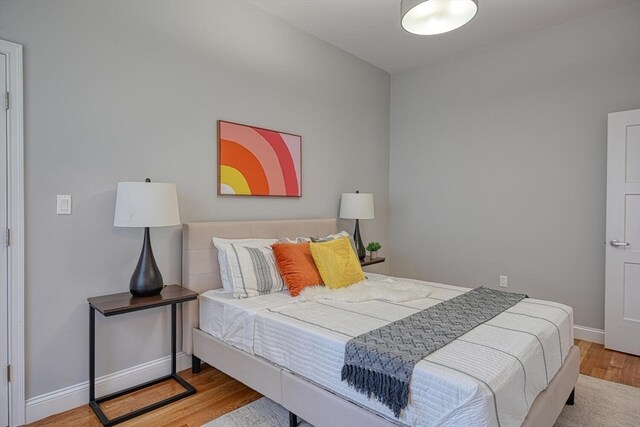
xmin=181 ymin=218 xmax=338 ymax=354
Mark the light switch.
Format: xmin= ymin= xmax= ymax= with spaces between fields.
xmin=57 ymin=195 xmax=72 ymax=215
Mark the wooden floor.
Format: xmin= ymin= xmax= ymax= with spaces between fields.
xmin=28 ymin=366 xmax=261 ymax=427
xmin=30 ymin=339 xmax=640 ymax=427
xmin=576 ymin=339 xmax=640 ymax=387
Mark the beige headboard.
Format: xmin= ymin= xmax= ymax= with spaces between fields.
xmin=182 ymin=218 xmax=338 ymax=354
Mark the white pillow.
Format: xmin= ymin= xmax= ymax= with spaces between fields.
xmin=226 ymin=243 xmax=285 ymax=298
xmin=275 ymin=236 xmax=312 ymax=243
xmin=310 ymin=231 xmax=357 ymax=254
xmin=212 ymin=237 xmax=277 ymax=292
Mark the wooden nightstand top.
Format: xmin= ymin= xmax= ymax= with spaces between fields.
xmin=360 ymin=256 xmax=385 ymax=267
xmin=88 ymin=285 xmax=198 ymax=317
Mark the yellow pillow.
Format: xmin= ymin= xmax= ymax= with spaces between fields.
xmin=310 ymin=237 xmax=365 ymax=289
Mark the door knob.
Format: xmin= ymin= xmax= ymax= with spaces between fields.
xmin=610 ymin=239 xmax=630 ymax=247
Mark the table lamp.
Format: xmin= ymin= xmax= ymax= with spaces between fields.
xmin=339 ymin=191 xmax=374 ymax=260
xmin=114 ymin=178 xmax=181 ymax=297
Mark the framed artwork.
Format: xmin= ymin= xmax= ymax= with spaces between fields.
xmin=218 ymin=120 xmax=302 ymax=197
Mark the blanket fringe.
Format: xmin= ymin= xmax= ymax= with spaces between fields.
xmin=341 ymin=364 xmax=408 ymax=417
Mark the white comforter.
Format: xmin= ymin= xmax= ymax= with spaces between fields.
xmin=202 ymin=274 xmax=573 ymax=427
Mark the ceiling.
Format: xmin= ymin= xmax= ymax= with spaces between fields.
xmin=249 ymin=0 xmax=638 ymax=74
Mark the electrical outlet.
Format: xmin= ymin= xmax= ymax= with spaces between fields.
xmin=499 ymin=275 xmax=508 ymax=288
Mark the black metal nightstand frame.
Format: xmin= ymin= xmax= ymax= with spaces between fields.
xmin=88 ymin=286 xmax=198 ymax=426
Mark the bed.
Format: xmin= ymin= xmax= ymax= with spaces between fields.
xmin=181 ymin=219 xmax=579 ymax=427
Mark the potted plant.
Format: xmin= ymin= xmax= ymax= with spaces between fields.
xmin=366 ymin=241 xmax=381 ymax=259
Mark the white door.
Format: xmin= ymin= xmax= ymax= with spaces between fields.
xmin=605 ymin=109 xmax=640 ymax=356
xmin=0 ymin=52 xmax=8 ymax=427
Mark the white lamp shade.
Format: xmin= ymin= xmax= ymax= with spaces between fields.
xmin=339 ymin=193 xmax=374 ymax=220
xmin=114 ymin=182 xmax=181 ymax=227
xmin=401 ymin=0 xmax=478 ymax=36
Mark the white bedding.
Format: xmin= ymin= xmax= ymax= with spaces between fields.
xmin=200 ymin=274 xmax=573 ymax=427
xmin=199 ymin=289 xmax=292 ymax=353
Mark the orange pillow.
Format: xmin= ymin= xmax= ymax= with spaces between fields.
xmin=272 ymin=242 xmax=323 ymax=296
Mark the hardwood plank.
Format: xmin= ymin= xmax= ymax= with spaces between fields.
xmin=594 ymin=347 xmax=615 ymax=371
xmin=29 ymin=341 xmax=640 ymax=427
xmin=575 ymin=338 xmax=592 ymax=364
xmin=604 ymin=366 xmax=625 ymax=384
xmin=609 ymin=351 xmax=628 ymax=369
xmin=589 ymin=366 xmax=609 ymax=380
xmin=630 ymin=355 xmax=640 ymax=388
xmin=101 ymin=377 xmax=190 ymax=420
xmin=579 ymin=342 xmax=603 ymax=376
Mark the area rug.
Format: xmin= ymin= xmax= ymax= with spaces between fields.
xmin=202 ymin=375 xmax=640 ymax=427
xmin=554 ymin=375 xmax=639 ymax=427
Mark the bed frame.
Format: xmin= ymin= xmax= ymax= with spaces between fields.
xmin=181 ymin=219 xmax=579 ymax=427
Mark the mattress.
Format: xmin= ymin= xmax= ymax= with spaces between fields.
xmin=200 ymin=274 xmax=574 ymax=427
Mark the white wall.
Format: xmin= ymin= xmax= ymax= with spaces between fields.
xmin=0 ymin=0 xmax=389 ymax=399
xmin=389 ymin=3 xmax=640 ymax=330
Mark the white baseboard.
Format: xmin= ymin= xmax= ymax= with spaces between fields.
xmin=574 ymin=324 xmax=605 ymax=344
xmin=25 ymin=352 xmax=192 ymax=424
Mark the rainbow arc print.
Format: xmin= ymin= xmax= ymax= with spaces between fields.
xmin=218 ymin=121 xmax=302 ymax=197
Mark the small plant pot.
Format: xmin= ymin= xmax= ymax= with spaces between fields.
xmin=370 ymin=251 xmax=378 ymax=259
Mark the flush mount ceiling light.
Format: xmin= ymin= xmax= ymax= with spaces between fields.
xmin=401 ymin=0 xmax=478 ymax=35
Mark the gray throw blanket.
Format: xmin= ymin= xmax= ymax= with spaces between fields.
xmin=341 ymin=287 xmax=527 ymax=417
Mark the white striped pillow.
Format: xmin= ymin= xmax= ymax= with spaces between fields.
xmin=212 ymin=237 xmax=277 ymax=292
xmin=226 ymin=243 xmax=285 ymax=298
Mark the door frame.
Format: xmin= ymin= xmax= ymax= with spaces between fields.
xmin=0 ymin=39 xmax=25 ymax=427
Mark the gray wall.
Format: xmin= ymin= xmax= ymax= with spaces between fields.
xmin=0 ymin=0 xmax=390 ymax=398
xmin=389 ymin=3 xmax=640 ymax=330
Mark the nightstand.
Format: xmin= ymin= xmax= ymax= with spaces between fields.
xmin=87 ymin=285 xmax=198 ymax=426
xmin=360 ymin=256 xmax=385 ymax=267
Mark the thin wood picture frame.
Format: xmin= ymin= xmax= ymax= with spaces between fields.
xmin=217 ymin=120 xmax=302 ymax=197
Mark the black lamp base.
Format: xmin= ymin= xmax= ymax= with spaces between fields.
xmin=353 ymin=219 xmax=366 ymax=261
xmin=130 ymin=227 xmax=164 ymax=297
